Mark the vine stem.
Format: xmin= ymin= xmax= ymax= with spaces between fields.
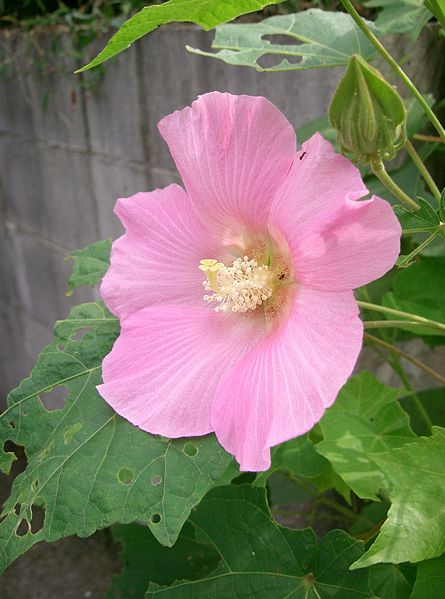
xmin=364 ymin=320 xmax=429 ymax=329
xmin=357 ymin=300 xmax=445 ymax=334
xmin=397 ymin=230 xmax=440 ymax=268
xmin=341 ymin=0 xmax=445 ymax=143
xmin=372 ymin=160 xmax=420 ymax=211
xmin=364 ymin=332 xmax=445 ymax=386
xmin=405 ymin=139 xmax=441 ymax=201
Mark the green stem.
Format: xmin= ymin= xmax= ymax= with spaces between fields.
xmin=357 ymin=300 xmax=445 ymax=333
xmin=372 ymin=160 xmax=420 ymax=211
xmin=341 ymin=0 xmax=445 ymax=143
xmin=405 ymin=139 xmax=441 ymax=202
xmin=364 ymin=332 xmax=445 ymax=386
xmin=397 ymin=230 xmax=440 ymax=268
xmin=364 ymin=320 xmax=429 ymax=329
xmin=318 ymin=497 xmax=365 ymax=523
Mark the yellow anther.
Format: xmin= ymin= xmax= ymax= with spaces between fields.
xmin=199 ymin=259 xmax=224 ymax=292
xmin=200 ymin=256 xmax=273 ymax=313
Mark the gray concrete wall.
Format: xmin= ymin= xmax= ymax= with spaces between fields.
xmin=0 ymin=24 xmax=443 ymax=402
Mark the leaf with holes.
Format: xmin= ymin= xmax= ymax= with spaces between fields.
xmin=67 ymin=239 xmax=111 ymax=295
xmin=315 ymin=372 xmax=415 ymax=500
xmin=187 ymin=9 xmax=378 ymax=71
xmin=352 ymin=427 xmax=445 ymax=569
xmin=146 ymin=485 xmax=375 ymax=598
xmin=0 ymin=302 xmax=232 ymax=573
xmin=108 ymin=522 xmax=220 ymax=599
xmin=76 ymin=0 xmax=286 ymax=72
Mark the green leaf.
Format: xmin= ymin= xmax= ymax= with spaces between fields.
xmin=76 ymin=0 xmax=285 ymax=72
xmin=109 ymin=522 xmax=220 ymax=599
xmin=187 ymin=9 xmax=378 ymax=72
xmin=382 ymin=258 xmax=445 ymax=336
xmin=411 ymin=554 xmax=445 ymax=599
xmin=364 ymin=0 xmax=431 ymax=37
xmin=394 ymin=197 xmax=440 ymax=234
xmin=352 ymin=427 xmax=445 ymax=568
xmin=147 ymin=485 xmax=375 ymax=598
xmin=67 ymin=239 xmax=111 ymax=295
xmin=425 ymin=0 xmax=445 ymax=29
xmin=254 ymin=434 xmax=329 ymax=487
xmin=0 ymin=302 xmax=231 ymax=573
xmin=402 ymin=387 xmax=445 ymax=436
xmin=316 ymin=372 xmax=415 ymax=500
xmin=54 ymin=301 xmax=117 ymax=343
xmin=369 ymin=563 xmax=413 ymax=599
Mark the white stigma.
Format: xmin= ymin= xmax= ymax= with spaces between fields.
xmin=200 ymin=256 xmax=272 ymax=313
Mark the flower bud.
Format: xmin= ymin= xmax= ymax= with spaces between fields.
xmin=328 ymin=54 xmax=406 ymax=165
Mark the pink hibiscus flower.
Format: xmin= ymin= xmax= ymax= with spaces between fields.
xmin=97 ymin=92 xmax=401 ymax=471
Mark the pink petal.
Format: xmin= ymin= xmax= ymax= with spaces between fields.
xmin=292 ymin=195 xmax=401 ymax=291
xmin=100 ymin=184 xmax=220 ymax=320
xmin=211 ymin=287 xmax=363 ymax=471
xmin=158 ymin=92 xmax=296 ymax=238
xmin=98 ymin=305 xmax=263 ymax=437
xmin=270 ymin=133 xmax=368 ymax=238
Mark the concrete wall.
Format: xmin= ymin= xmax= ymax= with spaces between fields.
xmin=0 ymin=24 xmax=443 ymax=402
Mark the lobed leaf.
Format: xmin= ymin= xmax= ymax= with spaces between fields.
xmin=315 ymin=372 xmax=415 ymax=500
xmin=147 ymin=485 xmax=375 ymax=598
xmin=352 ymin=427 xmax=445 ymax=568
xmin=66 ymin=239 xmax=112 ymax=295
xmin=0 ymin=302 xmax=231 ymax=573
xmin=76 ymin=0 xmax=286 ymax=72
xmin=187 ymin=9 xmax=378 ymax=71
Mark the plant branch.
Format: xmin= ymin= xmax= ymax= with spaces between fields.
xmin=397 ymin=230 xmax=440 ymax=268
xmin=357 ymin=301 xmax=445 ymax=334
xmin=341 ymin=0 xmax=445 ymax=143
xmin=414 ymin=134 xmax=443 ymax=143
xmin=364 ymin=332 xmax=445 ymax=386
xmin=364 ymin=320 xmax=428 ymax=329
xmin=371 ymin=160 xmax=420 ymax=211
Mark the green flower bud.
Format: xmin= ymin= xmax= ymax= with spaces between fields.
xmin=328 ymin=54 xmax=406 ymax=165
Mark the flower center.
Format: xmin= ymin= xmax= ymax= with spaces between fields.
xmin=199 ymin=256 xmax=272 ymax=313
